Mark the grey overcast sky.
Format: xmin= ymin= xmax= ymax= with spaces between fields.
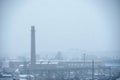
xmin=0 ymin=0 xmax=120 ymax=57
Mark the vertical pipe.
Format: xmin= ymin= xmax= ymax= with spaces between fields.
xmin=92 ymin=60 xmax=94 ymax=80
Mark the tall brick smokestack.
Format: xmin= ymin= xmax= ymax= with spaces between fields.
xmin=31 ymin=26 xmax=36 ymax=65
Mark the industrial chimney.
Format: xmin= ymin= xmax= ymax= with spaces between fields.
xmin=31 ymin=26 xmax=36 ymax=65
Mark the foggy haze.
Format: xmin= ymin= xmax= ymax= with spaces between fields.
xmin=0 ymin=0 xmax=120 ymax=57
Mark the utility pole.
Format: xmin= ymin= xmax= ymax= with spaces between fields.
xmin=83 ymin=53 xmax=86 ymax=66
xmin=83 ymin=53 xmax=86 ymax=79
xmin=92 ymin=60 xmax=94 ymax=80
xmin=109 ymin=67 xmax=112 ymax=80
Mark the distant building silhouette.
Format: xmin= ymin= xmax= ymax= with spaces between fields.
xmin=54 ymin=51 xmax=63 ymax=60
xmin=7 ymin=26 xmax=116 ymax=80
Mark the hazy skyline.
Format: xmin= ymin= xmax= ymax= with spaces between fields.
xmin=0 ymin=0 xmax=120 ymax=57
